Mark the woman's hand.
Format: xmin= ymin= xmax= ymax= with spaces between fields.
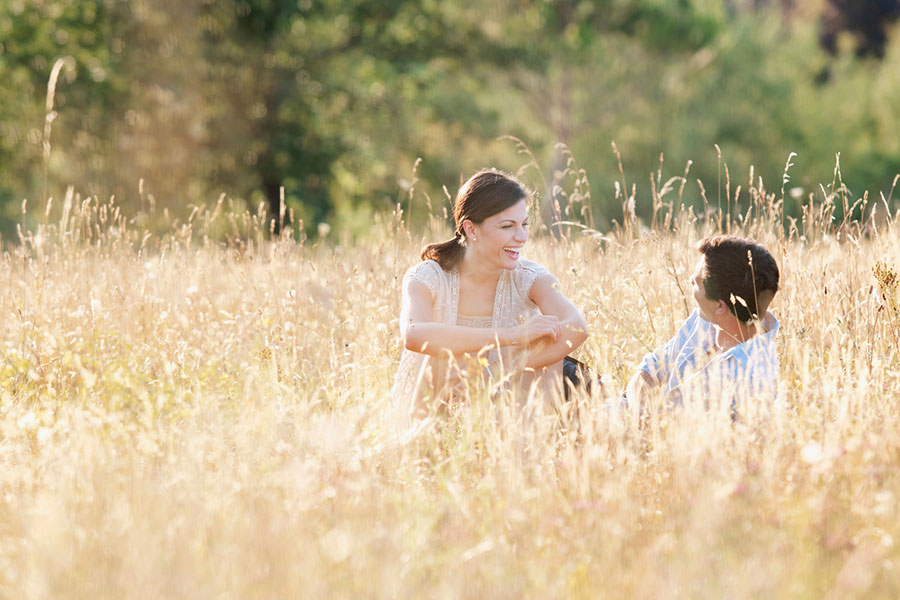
xmin=521 ymin=273 xmax=589 ymax=370
xmin=509 ymin=314 xmax=560 ymax=345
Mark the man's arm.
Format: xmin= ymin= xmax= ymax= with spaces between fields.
xmin=625 ymin=310 xmax=701 ymax=409
xmin=626 ymin=370 xmax=657 ymax=399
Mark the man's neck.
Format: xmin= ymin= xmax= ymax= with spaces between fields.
xmin=715 ymin=316 xmax=758 ymax=351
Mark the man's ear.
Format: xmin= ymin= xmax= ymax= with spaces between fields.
xmin=716 ymin=300 xmax=729 ymax=315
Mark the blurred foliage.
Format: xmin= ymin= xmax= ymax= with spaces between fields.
xmin=1 ymin=0 xmax=899 ymax=236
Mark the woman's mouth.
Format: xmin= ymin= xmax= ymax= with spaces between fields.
xmin=503 ymin=247 xmax=521 ymax=259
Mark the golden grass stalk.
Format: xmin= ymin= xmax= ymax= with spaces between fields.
xmin=0 ymin=165 xmax=899 ymax=597
xmin=41 ymin=57 xmax=73 ymax=218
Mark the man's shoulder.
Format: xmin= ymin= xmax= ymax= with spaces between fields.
xmin=761 ymin=311 xmax=780 ymax=335
xmin=654 ymin=309 xmax=711 ymax=355
xmin=726 ymin=319 xmax=779 ymax=368
xmin=677 ymin=308 xmax=712 ymax=338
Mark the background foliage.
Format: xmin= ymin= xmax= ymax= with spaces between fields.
xmin=2 ymin=0 xmax=900 ymax=235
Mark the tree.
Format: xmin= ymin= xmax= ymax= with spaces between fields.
xmin=195 ymin=0 xmax=522 ymax=232
xmin=0 ymin=0 xmax=122 ymax=226
xmin=821 ymin=0 xmax=900 ymax=59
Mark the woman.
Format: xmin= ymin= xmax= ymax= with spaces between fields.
xmin=392 ymin=169 xmax=588 ymax=416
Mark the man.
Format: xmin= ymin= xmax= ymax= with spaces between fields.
xmin=627 ymin=235 xmax=781 ymax=413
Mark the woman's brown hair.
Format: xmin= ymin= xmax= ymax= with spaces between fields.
xmin=421 ymin=170 xmax=529 ymax=271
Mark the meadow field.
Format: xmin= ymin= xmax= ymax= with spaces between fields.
xmin=3 ymin=170 xmax=900 ymax=599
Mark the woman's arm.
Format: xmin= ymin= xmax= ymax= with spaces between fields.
xmin=524 ymin=273 xmax=589 ymax=369
xmin=401 ymin=280 xmax=560 ymax=357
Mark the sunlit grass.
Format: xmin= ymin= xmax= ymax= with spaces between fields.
xmin=2 ymin=166 xmax=900 ymax=598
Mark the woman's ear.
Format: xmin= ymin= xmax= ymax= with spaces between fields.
xmin=462 ymin=219 xmax=475 ymax=238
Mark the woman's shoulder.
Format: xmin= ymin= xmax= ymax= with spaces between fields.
xmin=405 ymin=258 xmax=446 ymax=276
xmin=515 ymin=259 xmax=554 ymax=280
xmin=516 ymin=258 xmax=551 ymax=275
xmin=513 ymin=259 xmax=554 ymax=293
xmin=403 ymin=259 xmax=450 ymax=291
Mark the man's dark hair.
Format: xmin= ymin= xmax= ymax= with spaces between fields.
xmin=698 ymin=236 xmax=780 ymax=322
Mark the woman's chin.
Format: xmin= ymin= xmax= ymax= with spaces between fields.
xmin=501 ymin=250 xmax=521 ymax=266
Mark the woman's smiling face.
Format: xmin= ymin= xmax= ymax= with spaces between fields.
xmin=465 ymin=199 xmax=529 ymax=270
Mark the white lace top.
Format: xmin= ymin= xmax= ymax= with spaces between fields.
xmin=391 ymin=258 xmax=551 ymax=407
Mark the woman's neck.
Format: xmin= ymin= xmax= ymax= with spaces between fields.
xmin=459 ymin=250 xmax=503 ymax=285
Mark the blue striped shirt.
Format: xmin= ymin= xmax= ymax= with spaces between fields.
xmin=638 ymin=309 xmax=780 ymax=409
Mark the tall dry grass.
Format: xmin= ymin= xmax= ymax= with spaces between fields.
xmin=2 ymin=159 xmax=900 ymax=599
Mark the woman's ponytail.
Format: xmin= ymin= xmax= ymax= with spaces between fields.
xmin=421 ymin=233 xmax=465 ymax=271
